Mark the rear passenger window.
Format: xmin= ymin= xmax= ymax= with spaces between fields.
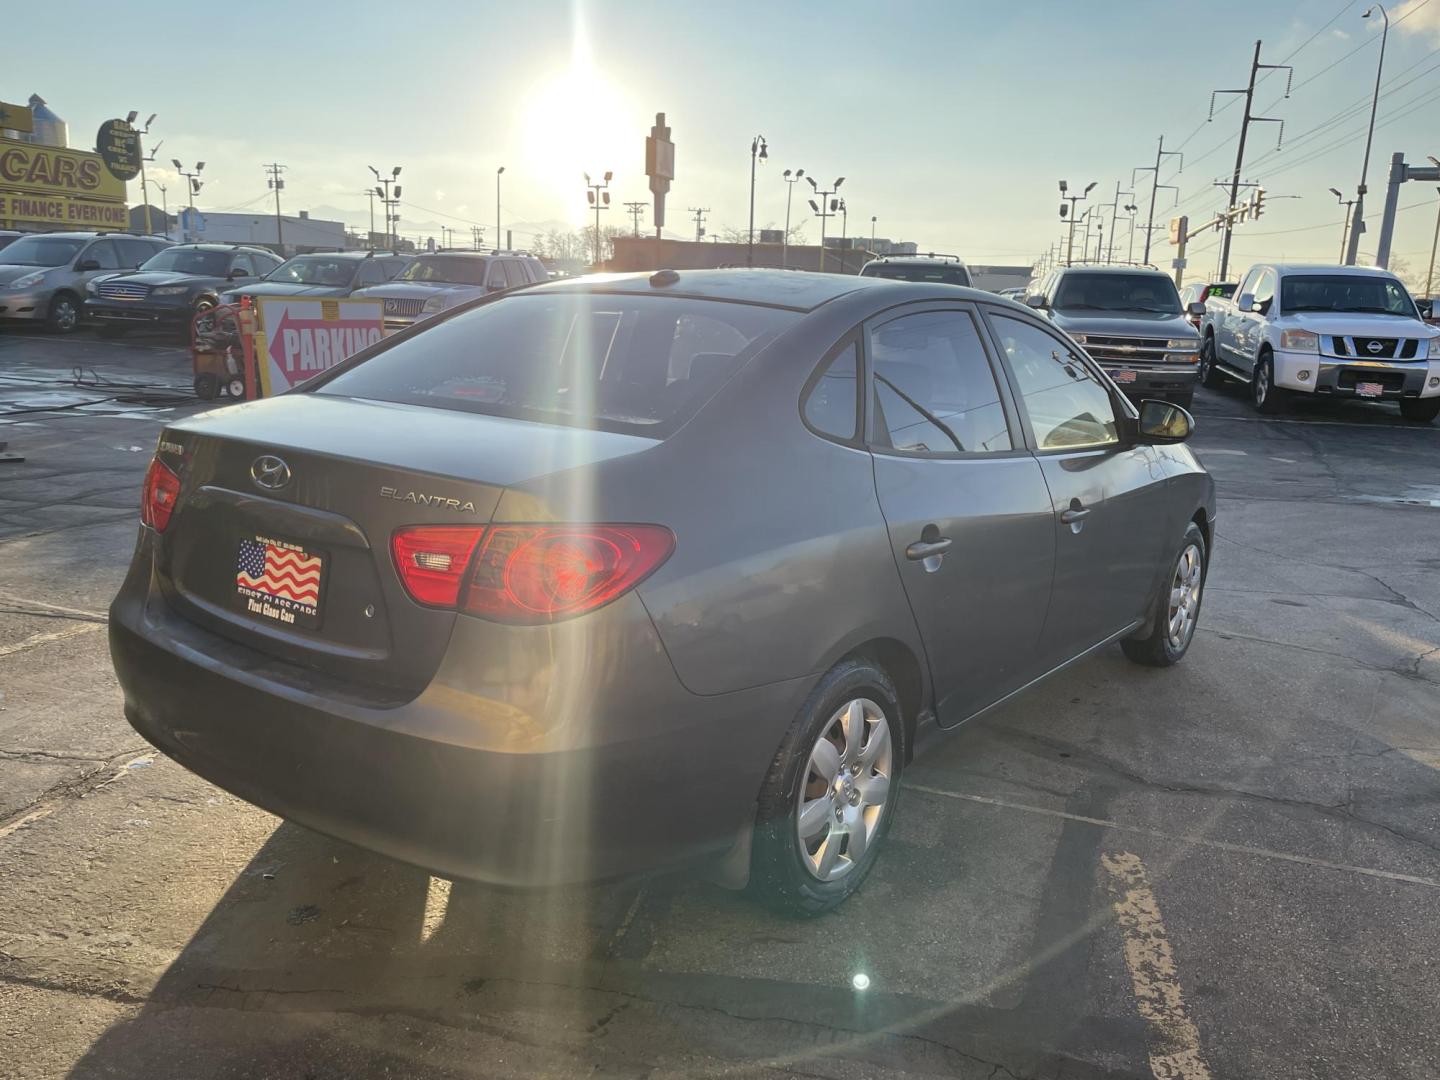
xmin=503 ymin=261 xmax=526 ymax=287
xmin=802 ymin=341 xmax=859 ymax=442
xmin=866 ymin=309 xmax=1011 ymax=454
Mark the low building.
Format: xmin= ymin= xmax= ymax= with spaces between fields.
xmin=170 ymin=209 xmax=347 ymax=255
xmin=967 ymin=264 xmax=1033 ymax=292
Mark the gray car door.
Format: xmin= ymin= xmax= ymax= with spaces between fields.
xmin=983 ymin=309 xmax=1170 ymax=665
xmin=866 ymin=303 xmax=1057 ymax=727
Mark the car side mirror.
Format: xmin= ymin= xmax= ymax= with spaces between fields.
xmin=1187 ymin=300 xmax=1206 ymax=317
xmin=75 ymin=259 xmax=101 ymax=272
xmin=1236 ymin=293 xmax=1255 ymax=313
xmin=1135 ymin=399 xmax=1194 ymax=444
xmin=1025 ymin=294 xmax=1047 ymax=310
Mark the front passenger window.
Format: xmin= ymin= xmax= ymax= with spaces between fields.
xmin=991 ymin=315 xmax=1118 ymax=451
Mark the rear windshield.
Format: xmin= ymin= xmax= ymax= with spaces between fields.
xmin=1054 ymin=272 xmax=1181 ymax=315
xmin=1280 ymin=275 xmax=1416 ymax=317
xmin=865 ymin=263 xmax=972 ymax=287
xmin=314 ymin=292 xmax=798 ymax=434
xmin=267 ymin=255 xmax=357 ymax=286
xmin=399 ymin=256 xmax=489 ymax=286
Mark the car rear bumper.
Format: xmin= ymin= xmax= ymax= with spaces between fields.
xmin=85 ymin=300 xmax=190 ymax=325
xmin=1273 ymin=350 xmax=1440 ymax=398
xmin=109 ymin=553 xmax=801 ymax=886
xmin=1098 ymin=362 xmax=1199 ymax=397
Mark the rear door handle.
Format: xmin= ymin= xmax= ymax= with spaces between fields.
xmin=1060 ymin=507 xmax=1090 ymax=525
xmin=905 ymin=538 xmax=953 ymax=560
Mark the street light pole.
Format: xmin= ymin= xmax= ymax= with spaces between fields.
xmin=1425 ymin=177 xmax=1440 ymax=300
xmin=156 ymin=184 xmax=168 ymax=240
xmin=1347 ymin=4 xmax=1389 ymax=265
xmin=836 ymin=198 xmax=848 ymax=273
xmin=1123 ymin=203 xmax=1138 ymax=263
xmin=496 ymin=166 xmax=505 ymax=252
xmin=870 ymin=215 xmax=877 ymax=254
xmin=585 ymin=171 xmax=612 ymax=267
xmin=127 ymin=112 xmax=158 ymax=235
xmin=173 ymin=159 xmax=204 ymax=240
xmin=806 ymin=176 xmax=844 ymax=272
xmin=747 ymin=135 xmax=767 ymax=267
xmin=782 ymin=168 xmax=804 ymax=268
xmin=1329 ymin=187 xmax=1358 ymax=262
xmin=1059 ymin=180 xmax=1096 ymax=266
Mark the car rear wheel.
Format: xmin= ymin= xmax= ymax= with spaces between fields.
xmin=1198 ymin=336 xmax=1224 ymax=388
xmin=1399 ymin=397 xmax=1440 ymax=424
xmin=1123 ymin=522 xmax=1207 ymax=668
xmin=1251 ymin=352 xmax=1284 ymax=415
xmin=748 ymin=659 xmax=903 ymax=917
xmin=46 ymin=294 xmax=80 ymax=334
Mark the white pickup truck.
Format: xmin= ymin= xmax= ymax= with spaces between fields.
xmin=1198 ymin=263 xmax=1440 ymax=422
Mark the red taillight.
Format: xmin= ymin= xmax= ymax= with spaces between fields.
xmin=391 ymin=526 xmax=487 ymax=607
xmin=464 ymin=525 xmax=674 ymax=624
xmin=140 ymin=457 xmax=181 ymax=532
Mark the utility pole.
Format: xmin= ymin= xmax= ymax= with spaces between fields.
xmin=1427 ymin=184 xmax=1440 ymax=299
xmin=688 ymin=206 xmax=709 ymax=242
xmin=806 ymin=176 xmax=843 ymax=272
xmin=264 ymin=162 xmax=286 ymax=254
xmin=584 ymin=171 xmax=612 ymax=266
xmin=1133 ymin=136 xmax=1182 ymax=265
xmin=1210 ymin=40 xmax=1291 ymax=281
xmin=471 ymin=225 xmax=483 ymax=250
xmin=624 ymin=200 xmax=646 ymax=237
xmin=1347 ymin=4 xmax=1390 ymax=265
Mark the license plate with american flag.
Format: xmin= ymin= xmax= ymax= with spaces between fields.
xmin=235 ymin=536 xmax=324 ymax=628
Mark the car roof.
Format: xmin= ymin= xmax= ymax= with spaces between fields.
xmin=289 ymin=250 xmax=402 ymax=260
xmin=531 ymin=268 xmax=906 ymax=312
xmin=1265 ymin=263 xmax=1402 ymax=276
xmin=867 ymin=254 xmax=968 ymax=265
xmin=170 ymin=243 xmax=274 ymax=253
xmin=1058 ymin=264 xmax=1168 ymax=275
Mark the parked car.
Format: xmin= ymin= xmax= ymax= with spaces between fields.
xmin=858 ymin=253 xmax=973 ymax=287
xmin=111 ymin=269 xmax=1214 ymax=915
xmin=220 ymin=251 xmax=412 ymax=306
xmin=1027 ymin=265 xmax=1204 ymax=408
xmin=0 ymin=230 xmax=22 ymax=253
xmin=1178 ymin=281 xmax=1237 ymax=328
xmin=84 ymin=243 xmax=284 ymax=337
xmin=0 ymin=232 xmax=173 ymax=333
xmin=356 ymin=250 xmax=548 ymax=332
xmin=1199 ymin=263 xmax=1440 ymax=422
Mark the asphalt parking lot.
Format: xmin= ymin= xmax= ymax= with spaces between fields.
xmin=1 ymin=327 xmax=1438 ymax=1080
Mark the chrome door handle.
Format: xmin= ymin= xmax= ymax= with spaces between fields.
xmin=1060 ymin=507 xmax=1090 ymax=525
xmin=905 ymin=538 xmax=953 ymax=560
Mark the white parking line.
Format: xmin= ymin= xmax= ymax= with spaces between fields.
xmin=908 ymin=785 xmax=1440 ymax=890
xmin=1101 ymin=852 xmax=1214 ymax=1080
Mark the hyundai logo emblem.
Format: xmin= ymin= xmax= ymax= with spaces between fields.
xmin=1366 ymin=339 xmax=1384 ymax=354
xmin=250 ymin=455 xmax=291 ymax=490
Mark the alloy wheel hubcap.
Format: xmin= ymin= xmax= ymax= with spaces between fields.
xmin=1167 ymin=543 xmax=1204 ymax=649
xmin=1255 ymin=363 xmax=1268 ymax=404
xmin=796 ymin=697 xmax=893 ymax=882
xmin=56 ymin=301 xmax=76 ymax=330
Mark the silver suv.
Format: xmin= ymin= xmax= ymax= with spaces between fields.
xmin=356 ymin=250 xmax=548 ymax=332
xmin=0 ymin=232 xmax=173 ymax=333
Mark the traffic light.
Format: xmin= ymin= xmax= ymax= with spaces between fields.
xmin=1168 ymin=215 xmax=1188 ymax=245
xmin=1253 ymin=188 xmax=1266 ymax=219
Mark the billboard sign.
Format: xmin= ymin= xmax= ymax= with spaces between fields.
xmin=255 ymin=298 xmax=384 ymax=396
xmin=1 ymin=192 xmax=128 ymax=228
xmin=0 ymin=136 xmax=127 ymax=231
xmin=95 ymin=119 xmax=142 ymax=181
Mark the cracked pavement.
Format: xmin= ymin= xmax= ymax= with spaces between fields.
xmin=1 ymin=329 xmax=1438 ymax=1079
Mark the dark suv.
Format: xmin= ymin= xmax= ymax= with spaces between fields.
xmin=1026 ymin=265 xmax=1204 ymax=408
xmin=85 ymin=243 xmax=283 ymax=337
xmin=220 ymin=250 xmax=412 ymax=306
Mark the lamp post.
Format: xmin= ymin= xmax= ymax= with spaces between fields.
xmin=870 ymin=215 xmax=877 ymax=254
xmin=1059 ymin=180 xmax=1097 ymax=266
xmin=834 ymin=197 xmax=848 ymax=273
xmin=1329 ymin=187 xmax=1359 ymax=262
xmin=806 ymin=176 xmax=844 ymax=272
xmin=782 ymin=168 xmax=804 ymax=268
xmin=127 ymin=112 xmax=158 ymax=235
xmin=1346 ymin=4 xmax=1389 ymax=265
xmin=370 ymin=165 xmax=402 ymax=249
xmin=1123 ymin=203 xmax=1139 ymax=263
xmin=747 ymin=135 xmax=768 ymax=267
xmin=156 ymin=183 xmax=168 ymax=240
xmin=362 ymin=190 xmax=377 ymax=243
xmin=496 ymin=166 xmax=505 ymax=253
xmin=585 ymin=171 xmax=612 ymax=267
xmin=172 ymin=159 xmax=204 ymax=240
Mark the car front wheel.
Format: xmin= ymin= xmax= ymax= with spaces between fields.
xmin=1252 ymin=352 xmax=1284 ymax=414
xmin=748 ymin=659 xmax=903 ymax=916
xmin=1198 ymin=336 xmax=1223 ymax=388
xmin=46 ymin=294 xmax=80 ymax=334
xmin=1123 ymin=521 xmax=1207 ymax=668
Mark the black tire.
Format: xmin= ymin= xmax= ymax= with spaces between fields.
xmin=193 ymin=373 xmax=220 ymax=400
xmin=46 ymin=293 xmax=81 ymax=334
xmin=1122 ymin=522 xmax=1207 ymax=668
xmin=1198 ymin=335 xmax=1224 ymax=389
xmin=1399 ymin=397 xmax=1440 ymax=424
xmin=96 ymin=323 xmax=130 ymax=340
xmin=748 ymin=658 xmax=904 ymax=917
xmin=1251 ymin=351 xmax=1284 ymax=415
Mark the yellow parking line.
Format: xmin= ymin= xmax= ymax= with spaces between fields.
xmin=1101 ymin=851 xmax=1213 ymax=1080
xmin=0 ymin=621 xmax=105 ymax=658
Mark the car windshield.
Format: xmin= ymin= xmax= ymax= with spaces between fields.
xmin=0 ymin=235 xmax=85 ymax=267
xmin=398 ymin=256 xmax=490 ymax=286
xmin=315 ymin=292 xmax=798 ymax=433
xmin=1281 ymin=275 xmax=1417 ymax=317
xmin=866 ymin=263 xmax=972 ymax=287
xmin=139 ymin=248 xmax=232 ymax=276
xmin=265 ymin=256 xmax=357 ymax=287
xmin=1054 ymin=272 xmax=1182 ymax=314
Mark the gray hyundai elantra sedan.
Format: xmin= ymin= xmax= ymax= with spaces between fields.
xmin=110 ymin=269 xmax=1214 ymax=915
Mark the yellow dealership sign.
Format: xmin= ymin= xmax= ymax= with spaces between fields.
xmin=0 ymin=136 xmax=126 ymax=230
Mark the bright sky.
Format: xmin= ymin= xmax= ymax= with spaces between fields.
xmin=6 ymin=0 xmax=1440 ymax=280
